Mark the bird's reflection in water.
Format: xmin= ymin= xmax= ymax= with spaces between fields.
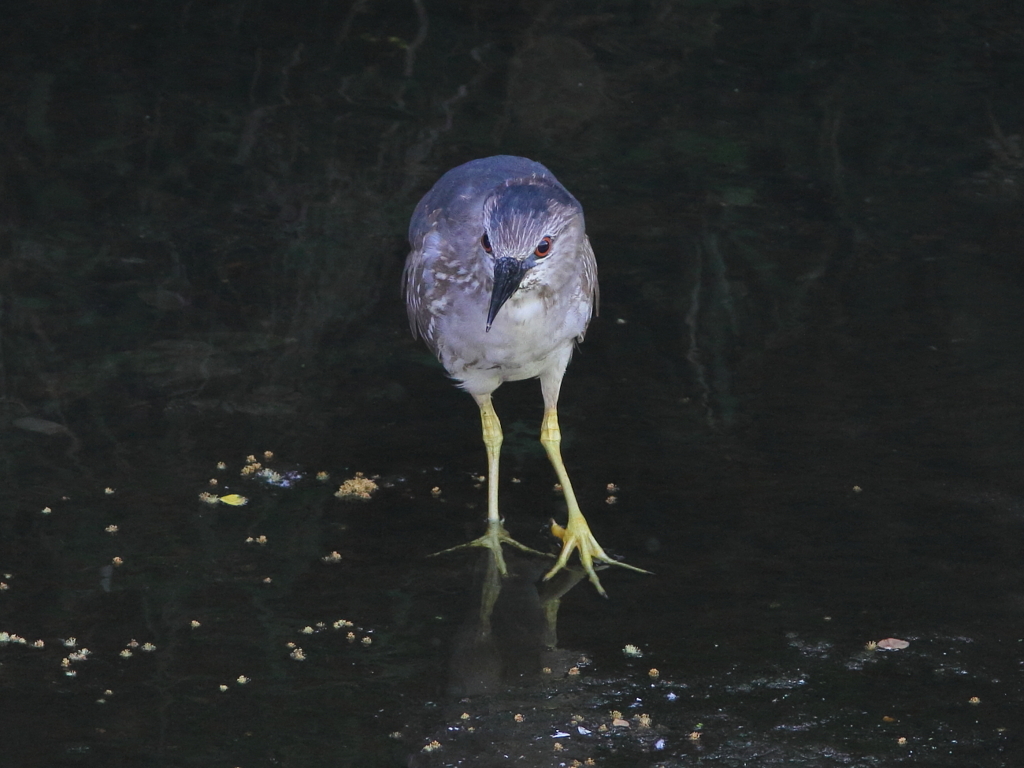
xmin=447 ymin=551 xmax=587 ymax=697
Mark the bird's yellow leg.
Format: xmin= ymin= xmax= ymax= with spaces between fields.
xmin=430 ymin=395 xmax=549 ymax=575
xmin=540 ymin=408 xmax=651 ymax=596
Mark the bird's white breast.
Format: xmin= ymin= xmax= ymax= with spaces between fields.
xmin=438 ymin=283 xmax=590 ymax=395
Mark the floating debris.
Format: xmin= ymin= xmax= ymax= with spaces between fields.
xmin=876 ymin=637 xmax=910 ymax=651
xmin=258 ymin=468 xmax=282 ymax=484
xmin=256 ymin=467 xmax=304 ymax=488
xmin=334 ymin=473 xmax=378 ymax=500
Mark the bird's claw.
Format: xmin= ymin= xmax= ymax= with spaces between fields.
xmin=429 ymin=520 xmax=552 ymax=576
xmin=544 ymin=518 xmax=652 ymax=597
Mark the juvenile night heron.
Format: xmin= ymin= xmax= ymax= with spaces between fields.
xmin=403 ymin=155 xmax=649 ymax=596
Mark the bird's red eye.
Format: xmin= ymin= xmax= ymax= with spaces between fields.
xmin=534 ymin=236 xmax=553 ymax=258
xmin=481 ymin=233 xmax=492 ymax=253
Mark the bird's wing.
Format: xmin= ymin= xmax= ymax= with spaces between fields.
xmin=577 ymin=234 xmax=599 ymax=341
xmin=403 ymin=217 xmax=448 ymax=351
xmin=402 ymin=241 xmax=429 ymax=343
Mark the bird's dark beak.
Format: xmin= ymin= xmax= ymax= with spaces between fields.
xmin=486 ymin=256 xmax=529 ymax=331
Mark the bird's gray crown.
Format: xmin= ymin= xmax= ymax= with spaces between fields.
xmin=482 ymin=179 xmax=580 ymax=257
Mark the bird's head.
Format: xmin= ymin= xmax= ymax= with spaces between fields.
xmin=479 ymin=179 xmax=584 ymax=331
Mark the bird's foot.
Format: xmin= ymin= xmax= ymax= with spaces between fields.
xmin=544 ymin=516 xmax=652 ymax=597
xmin=429 ymin=519 xmax=552 ymax=577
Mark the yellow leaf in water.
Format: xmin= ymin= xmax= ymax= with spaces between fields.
xmin=218 ymin=494 xmax=249 ymax=506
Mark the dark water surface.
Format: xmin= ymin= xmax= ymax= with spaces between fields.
xmin=2 ymin=1 xmax=1024 ymax=766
